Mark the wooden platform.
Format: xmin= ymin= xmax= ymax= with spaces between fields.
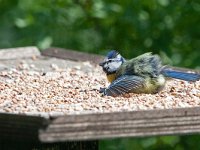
xmin=0 ymin=47 xmax=200 ymax=145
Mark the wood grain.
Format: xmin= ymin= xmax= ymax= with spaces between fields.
xmin=0 ymin=113 xmax=47 ymax=141
xmin=41 ymin=47 xmax=104 ymax=64
xmin=39 ymin=107 xmax=200 ymax=142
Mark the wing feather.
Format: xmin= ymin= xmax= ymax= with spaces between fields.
xmin=105 ymin=75 xmax=144 ymax=96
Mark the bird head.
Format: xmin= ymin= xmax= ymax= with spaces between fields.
xmin=99 ymin=50 xmax=125 ymax=74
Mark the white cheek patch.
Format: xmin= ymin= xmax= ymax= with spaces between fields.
xmin=107 ymin=61 xmax=122 ymax=72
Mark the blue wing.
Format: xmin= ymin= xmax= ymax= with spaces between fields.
xmin=161 ymin=66 xmax=200 ymax=82
xmin=104 ymin=75 xmax=144 ymax=96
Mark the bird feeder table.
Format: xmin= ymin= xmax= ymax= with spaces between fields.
xmin=0 ymin=47 xmax=200 ymax=150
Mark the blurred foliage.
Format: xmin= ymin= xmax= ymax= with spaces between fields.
xmin=100 ymin=135 xmax=200 ymax=150
xmin=0 ymin=0 xmax=199 ymax=67
xmin=0 ymin=0 xmax=200 ymax=149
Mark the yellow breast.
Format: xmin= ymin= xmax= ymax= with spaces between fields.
xmin=107 ymin=73 xmax=117 ymax=83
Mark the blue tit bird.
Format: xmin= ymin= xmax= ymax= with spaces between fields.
xmin=99 ymin=50 xmax=200 ymax=96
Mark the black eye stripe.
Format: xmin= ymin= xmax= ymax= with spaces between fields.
xmin=108 ymin=58 xmax=120 ymax=62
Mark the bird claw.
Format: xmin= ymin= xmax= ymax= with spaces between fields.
xmin=99 ymin=87 xmax=107 ymax=96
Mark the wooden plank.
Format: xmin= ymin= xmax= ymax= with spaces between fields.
xmin=0 ymin=113 xmax=98 ymax=149
xmin=0 ymin=46 xmax=40 ymax=60
xmin=0 ymin=113 xmax=47 ymax=141
xmin=41 ymin=47 xmax=104 ymax=64
xmin=39 ymin=107 xmax=200 ymax=142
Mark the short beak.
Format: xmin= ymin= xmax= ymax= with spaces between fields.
xmin=99 ymin=62 xmax=104 ymax=66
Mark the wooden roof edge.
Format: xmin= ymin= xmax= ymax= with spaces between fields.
xmin=49 ymin=106 xmax=200 ymax=123
xmin=0 ymin=46 xmax=40 ymax=60
xmin=41 ymin=47 xmax=104 ymax=64
xmin=0 ymin=112 xmax=49 ymax=141
xmin=0 ymin=46 xmax=104 ymax=64
xmin=40 ymin=127 xmax=200 ymax=142
xmin=0 ymin=105 xmax=200 ymax=142
xmin=39 ymin=107 xmax=200 ymax=142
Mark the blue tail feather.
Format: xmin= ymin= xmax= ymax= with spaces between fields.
xmin=161 ymin=66 xmax=200 ymax=82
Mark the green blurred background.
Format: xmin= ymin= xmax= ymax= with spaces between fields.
xmin=0 ymin=0 xmax=200 ymax=149
xmin=0 ymin=0 xmax=200 ymax=67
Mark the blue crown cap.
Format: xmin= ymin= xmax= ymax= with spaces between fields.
xmin=107 ymin=50 xmax=119 ymax=59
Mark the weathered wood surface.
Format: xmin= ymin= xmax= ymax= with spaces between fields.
xmin=0 ymin=46 xmax=40 ymax=60
xmin=39 ymin=107 xmax=200 ymax=142
xmin=0 ymin=113 xmax=47 ymax=141
xmin=0 ymin=46 xmax=94 ymax=72
xmin=42 ymin=47 xmax=104 ymax=64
